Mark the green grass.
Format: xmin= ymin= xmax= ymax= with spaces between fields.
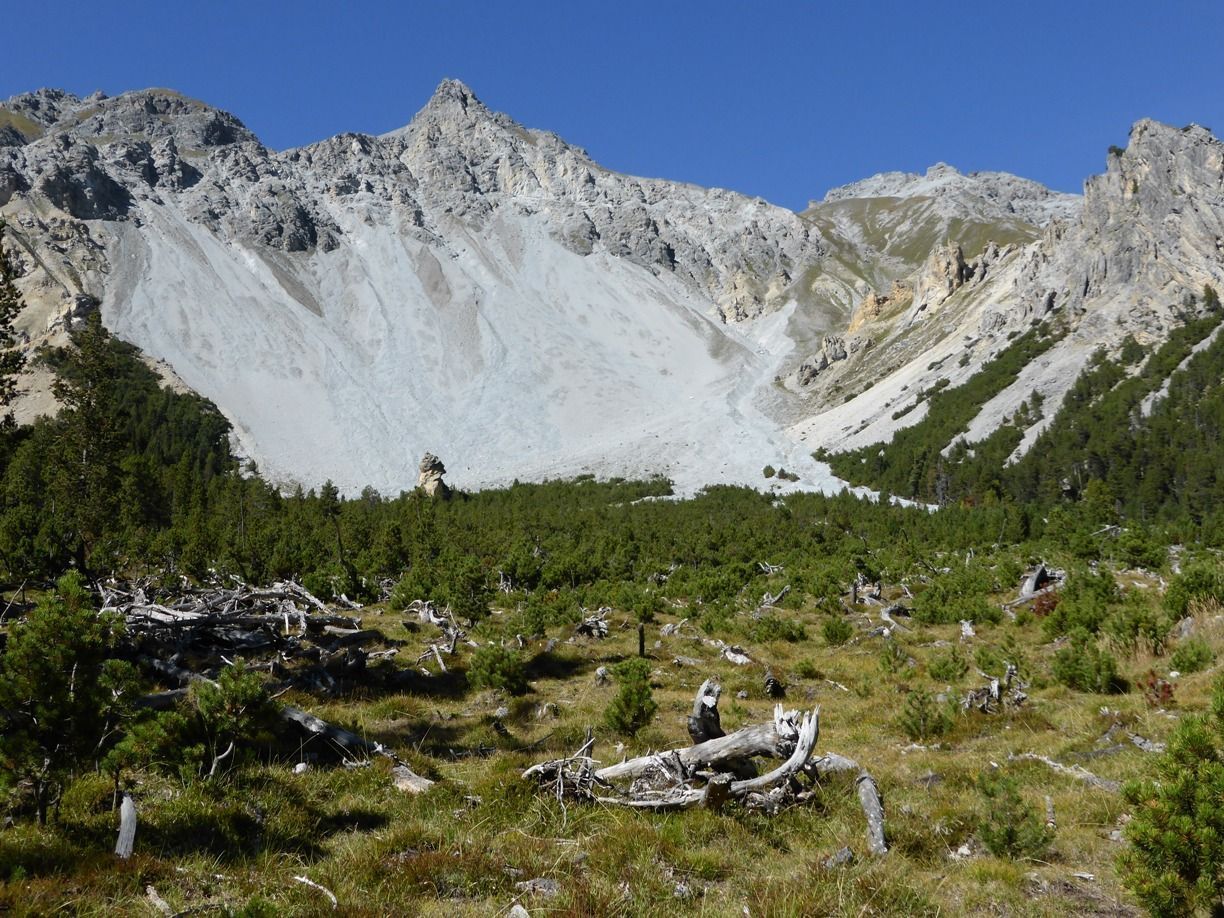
xmin=0 ymin=562 xmax=1192 ymax=914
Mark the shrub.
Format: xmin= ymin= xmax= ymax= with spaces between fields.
xmin=1171 ymin=637 xmax=1215 ymax=674
xmin=1052 ymin=629 xmax=1122 ymax=693
xmin=1042 ymin=568 xmax=1119 ymax=639
xmin=1102 ymin=591 xmax=1172 ymax=656
xmin=1164 ymin=564 xmax=1224 ymax=620
xmin=188 ymin=663 xmax=280 ymax=779
xmin=897 ymin=690 xmax=954 ymax=741
xmin=604 ymin=658 xmax=657 ymax=736
xmin=1120 ymin=673 xmax=1224 ymax=914
xmin=0 ymin=572 xmax=126 ymax=823
xmin=748 ymin=614 xmax=807 ymax=643
xmin=762 ymin=465 xmax=776 ymax=479
xmin=467 ymin=644 xmax=529 ymax=696
xmin=928 ymin=648 xmax=970 ymax=683
xmin=912 ymin=564 xmax=1001 ymax=625
xmin=822 ymin=616 xmax=854 ymax=647
xmin=792 ymin=659 xmax=823 ymax=680
xmin=879 ymin=639 xmax=910 ymax=675
xmin=977 ymin=771 xmax=1053 ymax=859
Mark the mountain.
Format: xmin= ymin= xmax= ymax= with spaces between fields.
xmin=1 ymin=81 xmax=1220 ymax=496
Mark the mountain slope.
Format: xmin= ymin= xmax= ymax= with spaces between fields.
xmin=3 ymin=81 xmax=1219 ymax=499
xmin=0 ymin=82 xmax=842 ymax=493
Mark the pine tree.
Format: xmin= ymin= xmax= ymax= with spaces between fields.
xmin=47 ymin=312 xmax=125 ymax=570
xmin=0 ymin=221 xmax=28 ymax=431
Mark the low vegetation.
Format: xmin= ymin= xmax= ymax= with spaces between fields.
xmin=2 ymin=228 xmax=1224 ymax=914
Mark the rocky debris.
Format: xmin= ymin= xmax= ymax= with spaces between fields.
xmin=820 ymin=162 xmax=1080 ymax=228
xmin=417 ymin=453 xmax=449 ymax=498
xmin=791 ymin=333 xmax=876 ymax=387
xmin=514 ymin=877 xmax=559 ymax=897
xmin=849 ymin=280 xmax=912 ymax=333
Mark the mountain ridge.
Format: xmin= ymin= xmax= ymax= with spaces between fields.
xmin=1 ymin=81 xmax=1217 ymax=498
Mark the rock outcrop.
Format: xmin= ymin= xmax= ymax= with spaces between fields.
xmin=417 ymin=453 xmax=449 ymax=498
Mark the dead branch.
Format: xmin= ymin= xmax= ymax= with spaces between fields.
xmin=810 ymin=752 xmax=888 ymax=855
xmin=1007 ymin=753 xmax=1121 ymax=792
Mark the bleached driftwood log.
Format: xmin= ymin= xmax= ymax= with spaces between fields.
xmin=587 ymin=710 xmax=820 ymax=811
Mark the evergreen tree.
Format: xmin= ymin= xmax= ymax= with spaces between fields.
xmin=0 ymin=221 xmax=27 ymax=432
xmin=47 ymin=312 xmax=126 ymax=570
xmin=0 ymin=572 xmax=125 ymax=823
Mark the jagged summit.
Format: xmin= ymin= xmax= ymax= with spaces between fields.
xmin=1 ymin=80 xmax=1217 ymax=498
xmin=819 ymin=161 xmax=1079 ymax=228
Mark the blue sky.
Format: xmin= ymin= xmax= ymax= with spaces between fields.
xmin=5 ymin=1 xmax=1223 ymax=210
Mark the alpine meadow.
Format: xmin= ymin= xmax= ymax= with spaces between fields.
xmin=3 ymin=42 xmax=1224 ymax=917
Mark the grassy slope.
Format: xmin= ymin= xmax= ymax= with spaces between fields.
xmin=3 ymin=564 xmax=1205 ymax=916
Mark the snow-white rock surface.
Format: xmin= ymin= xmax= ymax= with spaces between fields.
xmin=5 ymin=82 xmax=1218 ymax=498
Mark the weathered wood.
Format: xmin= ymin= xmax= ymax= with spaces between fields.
xmin=115 ymin=793 xmax=137 ymax=859
xmin=687 ymin=678 xmax=724 ymax=744
xmin=811 ymin=752 xmax=888 ymax=855
xmin=701 ymin=773 xmax=733 ymax=811
xmin=1007 ymin=752 xmax=1121 ymax=792
xmin=597 ymin=705 xmax=802 ymax=783
xmin=595 ymin=710 xmax=820 ymax=810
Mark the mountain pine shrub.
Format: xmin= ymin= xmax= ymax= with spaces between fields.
xmin=604 ymin=658 xmax=657 ymax=736
xmin=897 ymin=690 xmax=954 ymax=741
xmin=467 ymin=644 xmax=529 ymax=696
xmin=977 ymin=770 xmax=1053 ymax=859
xmin=1120 ymin=673 xmax=1224 ymax=914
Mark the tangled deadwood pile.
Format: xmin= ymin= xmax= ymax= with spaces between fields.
xmin=100 ymin=576 xmax=433 ymax=788
xmin=523 ymin=681 xmax=888 ymax=854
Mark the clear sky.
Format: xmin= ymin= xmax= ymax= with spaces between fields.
xmin=5 ymin=0 xmax=1223 ymax=210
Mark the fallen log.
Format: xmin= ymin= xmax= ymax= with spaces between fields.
xmin=1007 ymin=752 xmax=1120 ymax=792
xmin=810 ymin=752 xmax=888 ymax=855
xmin=597 ymin=704 xmax=803 ymax=783
xmin=592 ymin=710 xmax=820 ymax=810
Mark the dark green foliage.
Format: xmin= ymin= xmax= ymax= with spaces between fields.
xmin=1206 ymin=284 xmax=1221 ymax=312
xmin=1042 ymin=567 xmax=1119 ymax=639
xmin=976 ymin=770 xmax=1053 ymax=859
xmin=0 ymin=222 xmax=27 ymax=431
xmin=1101 ymin=589 xmax=1173 ymax=656
xmin=0 ymin=572 xmax=124 ymax=822
xmin=897 ymin=690 xmax=954 ymax=741
xmin=187 ymin=664 xmax=280 ymax=779
xmin=879 ymin=638 xmax=910 ymax=675
xmin=826 ymin=310 xmax=1224 ymax=541
xmin=827 ymin=325 xmax=1060 ymax=501
xmin=928 ymin=647 xmax=970 ymax=682
xmin=467 ymin=644 xmax=529 ymax=696
xmin=1164 ymin=563 xmax=1224 ymax=619
xmin=821 ymin=615 xmax=854 ymax=646
xmin=1171 ymin=637 xmax=1215 ymax=674
xmin=912 ymin=563 xmax=1001 ymax=625
xmin=762 ymin=465 xmax=776 ymax=479
xmin=747 ymin=613 xmax=807 ymax=643
xmin=1052 ymin=629 xmax=1122 ymax=693
xmin=1120 ymin=673 xmax=1224 ymax=915
xmin=603 ymin=658 xmax=657 ymax=736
